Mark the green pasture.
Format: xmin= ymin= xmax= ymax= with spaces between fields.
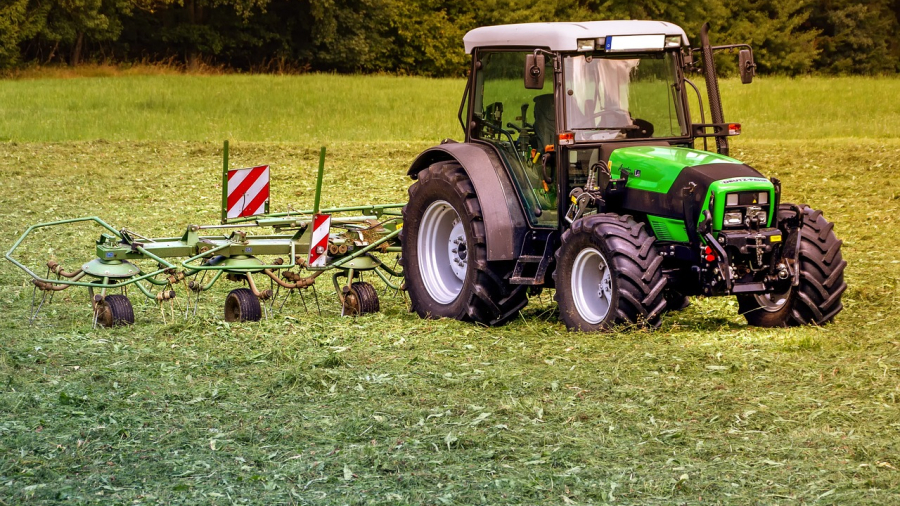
xmin=2 ymin=74 xmax=900 ymax=142
xmin=0 ymin=74 xmax=898 ymax=504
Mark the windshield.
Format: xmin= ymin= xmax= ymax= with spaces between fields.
xmin=563 ymin=52 xmax=687 ymax=141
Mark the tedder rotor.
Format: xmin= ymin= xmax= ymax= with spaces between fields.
xmin=6 ymin=144 xmax=406 ymax=327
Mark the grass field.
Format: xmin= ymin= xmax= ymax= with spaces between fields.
xmin=0 ymin=74 xmax=899 ymax=504
xmin=2 ymin=74 xmax=900 ymax=142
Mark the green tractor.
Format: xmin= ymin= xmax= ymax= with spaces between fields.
xmin=401 ymin=21 xmax=846 ymax=331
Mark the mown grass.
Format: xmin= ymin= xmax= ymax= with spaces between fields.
xmin=0 ymin=75 xmax=899 ymax=504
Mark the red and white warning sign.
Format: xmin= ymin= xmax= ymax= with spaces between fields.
xmin=308 ymin=214 xmax=331 ymax=267
xmin=226 ymin=165 xmax=270 ymax=218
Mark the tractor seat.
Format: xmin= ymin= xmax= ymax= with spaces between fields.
xmin=532 ymin=94 xmax=555 ymax=152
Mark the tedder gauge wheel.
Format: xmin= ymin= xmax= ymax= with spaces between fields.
xmin=224 ymin=288 xmax=262 ymax=322
xmin=402 ymin=161 xmax=527 ymax=325
xmin=342 ymin=281 xmax=380 ymax=316
xmin=739 ymin=205 xmax=846 ymax=327
xmin=554 ymin=214 xmax=667 ymax=332
xmin=95 ymin=294 xmax=135 ymax=327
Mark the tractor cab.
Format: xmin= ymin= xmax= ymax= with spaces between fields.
xmin=464 ymin=21 xmax=696 ymax=227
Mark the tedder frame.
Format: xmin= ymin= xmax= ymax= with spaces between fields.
xmin=6 ymin=144 xmax=406 ymax=326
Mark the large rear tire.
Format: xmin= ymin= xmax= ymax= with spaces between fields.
xmin=739 ymin=205 xmax=846 ymax=327
xmin=401 ymin=162 xmax=527 ymax=325
xmin=554 ymin=214 xmax=667 ymax=331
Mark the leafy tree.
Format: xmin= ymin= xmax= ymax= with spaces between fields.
xmin=809 ymin=0 xmax=897 ymax=74
xmin=1 ymin=0 xmax=899 ymax=74
xmin=125 ymin=0 xmax=271 ymax=70
xmin=38 ymin=0 xmax=132 ymax=65
xmin=0 ymin=0 xmax=45 ymax=67
xmin=715 ymin=0 xmax=820 ymax=74
xmin=385 ymin=0 xmax=471 ymax=76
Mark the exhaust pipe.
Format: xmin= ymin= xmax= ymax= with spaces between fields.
xmin=700 ymin=22 xmax=728 ymax=156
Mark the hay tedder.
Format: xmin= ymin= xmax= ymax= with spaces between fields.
xmin=6 ymin=144 xmax=405 ymax=326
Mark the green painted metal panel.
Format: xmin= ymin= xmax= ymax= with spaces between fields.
xmin=608 ymin=146 xmax=741 ymax=193
xmin=707 ymin=178 xmax=775 ymax=230
xmin=646 ymin=215 xmax=690 ymax=242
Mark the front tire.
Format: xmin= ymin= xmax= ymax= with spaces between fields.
xmin=554 ymin=214 xmax=666 ymax=331
xmin=739 ymin=205 xmax=846 ymax=326
xmin=401 ymin=161 xmax=527 ymax=325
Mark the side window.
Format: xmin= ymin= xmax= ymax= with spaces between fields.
xmin=474 ymin=51 xmax=557 ymax=226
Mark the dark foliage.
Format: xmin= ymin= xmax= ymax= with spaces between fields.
xmin=2 ymin=0 xmax=898 ymax=74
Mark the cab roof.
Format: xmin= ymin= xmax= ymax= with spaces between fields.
xmin=463 ymin=21 xmax=689 ymax=54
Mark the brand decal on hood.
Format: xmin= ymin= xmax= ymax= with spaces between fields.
xmin=719 ymin=177 xmax=769 ymax=185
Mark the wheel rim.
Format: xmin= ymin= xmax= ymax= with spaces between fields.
xmin=225 ymin=295 xmax=241 ymax=321
xmin=754 ymin=287 xmax=791 ymax=312
xmin=95 ymin=301 xmax=113 ymax=327
xmin=342 ymin=287 xmax=360 ymax=316
xmin=571 ymin=247 xmax=613 ymax=325
xmin=418 ymin=200 xmax=467 ymax=304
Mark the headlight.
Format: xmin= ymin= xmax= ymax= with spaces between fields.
xmin=757 ymin=192 xmax=768 ymax=205
xmin=724 ymin=211 xmax=743 ymax=227
xmin=745 ymin=206 xmax=766 ymax=225
xmin=577 ymin=38 xmax=596 ymax=52
xmin=726 ymin=193 xmax=739 ymax=206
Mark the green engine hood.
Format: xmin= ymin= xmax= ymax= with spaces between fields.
xmin=607 ymin=145 xmax=775 ymax=236
xmin=608 ymin=146 xmax=743 ymax=193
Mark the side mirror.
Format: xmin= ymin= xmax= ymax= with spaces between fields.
xmin=524 ymin=53 xmax=545 ymax=90
xmin=739 ymin=49 xmax=755 ymax=84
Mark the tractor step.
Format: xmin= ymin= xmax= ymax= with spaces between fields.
xmin=731 ymin=282 xmax=767 ymax=294
xmin=509 ymin=235 xmax=555 ymax=285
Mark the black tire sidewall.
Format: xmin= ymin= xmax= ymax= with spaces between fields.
xmin=99 ymin=294 xmax=134 ymax=327
xmin=349 ymin=281 xmax=380 ymax=314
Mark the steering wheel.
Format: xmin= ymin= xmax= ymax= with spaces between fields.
xmin=481 ymin=119 xmax=514 ymax=139
xmin=587 ymin=109 xmax=640 ymax=131
xmin=625 ymin=118 xmax=655 ymax=139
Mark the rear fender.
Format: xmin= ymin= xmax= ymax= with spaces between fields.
xmin=408 ymin=143 xmax=527 ymax=261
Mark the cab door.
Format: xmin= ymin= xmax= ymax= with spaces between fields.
xmin=470 ymin=50 xmax=558 ymax=227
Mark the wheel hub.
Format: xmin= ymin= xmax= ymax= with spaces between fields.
xmin=342 ymin=287 xmax=360 ymax=315
xmin=448 ymin=219 xmax=468 ymax=280
xmin=754 ymin=287 xmax=791 ymax=312
xmin=571 ymin=247 xmax=613 ymax=325
xmin=418 ymin=200 xmax=467 ymax=304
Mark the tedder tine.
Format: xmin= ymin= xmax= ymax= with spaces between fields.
xmin=312 ymin=285 xmax=321 ymax=316
xmin=28 ymin=267 xmax=49 ymax=324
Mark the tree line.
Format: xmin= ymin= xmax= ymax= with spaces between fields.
xmin=1 ymin=0 xmax=898 ymax=76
